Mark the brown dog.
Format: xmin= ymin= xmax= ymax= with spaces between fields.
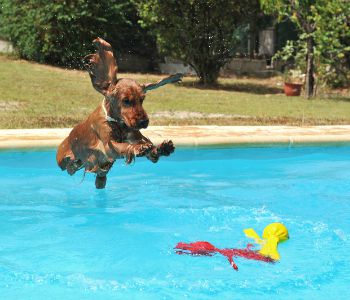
xmin=56 ymin=38 xmax=182 ymax=189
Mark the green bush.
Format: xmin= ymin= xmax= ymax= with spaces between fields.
xmin=0 ymin=0 xmax=156 ymax=68
xmin=314 ymin=0 xmax=350 ymax=88
xmin=262 ymin=0 xmax=350 ymax=90
xmin=135 ymin=0 xmax=258 ymax=85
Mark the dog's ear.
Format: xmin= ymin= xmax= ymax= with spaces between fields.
xmin=84 ymin=38 xmax=118 ymax=95
xmin=142 ymin=73 xmax=183 ymax=93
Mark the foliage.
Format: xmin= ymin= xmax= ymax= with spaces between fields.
xmin=273 ymin=39 xmax=307 ymax=72
xmin=260 ymin=0 xmax=316 ymax=27
xmin=260 ymin=0 xmax=317 ymax=98
xmin=282 ymin=68 xmax=305 ymax=84
xmin=262 ymin=0 xmax=350 ymax=89
xmin=313 ymin=0 xmax=350 ymax=88
xmin=0 ymin=0 xmax=156 ymax=68
xmin=135 ymin=0 xmax=259 ymax=85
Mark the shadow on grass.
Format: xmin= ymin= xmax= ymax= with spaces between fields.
xmin=319 ymin=95 xmax=350 ymax=102
xmin=181 ymin=81 xmax=283 ymax=95
xmin=151 ymin=116 xmax=350 ymax=126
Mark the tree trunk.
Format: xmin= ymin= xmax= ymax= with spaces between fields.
xmin=305 ymin=36 xmax=315 ymax=98
xmin=196 ymin=62 xmax=221 ymax=86
xmin=198 ymin=71 xmax=219 ymax=85
xmin=249 ymin=21 xmax=256 ymax=60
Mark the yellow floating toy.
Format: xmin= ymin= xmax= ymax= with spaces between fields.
xmin=244 ymin=222 xmax=289 ymax=261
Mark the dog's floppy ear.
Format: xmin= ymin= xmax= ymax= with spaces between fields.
xmin=142 ymin=73 xmax=183 ymax=93
xmin=84 ymin=38 xmax=118 ymax=95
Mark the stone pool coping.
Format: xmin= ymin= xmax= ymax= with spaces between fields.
xmin=1 ymin=125 xmax=350 ymax=149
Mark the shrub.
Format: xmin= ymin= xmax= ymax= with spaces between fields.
xmin=135 ymin=0 xmax=259 ymax=85
xmin=0 ymin=0 xmax=156 ymax=68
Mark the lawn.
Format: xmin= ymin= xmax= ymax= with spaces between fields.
xmin=0 ymin=55 xmax=349 ymax=128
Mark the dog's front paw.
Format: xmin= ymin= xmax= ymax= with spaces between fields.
xmin=125 ymin=144 xmax=152 ymax=164
xmin=158 ymin=140 xmax=175 ymax=156
xmin=147 ymin=147 xmax=159 ymax=163
xmin=134 ymin=143 xmax=153 ymax=157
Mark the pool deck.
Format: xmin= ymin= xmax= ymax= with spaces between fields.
xmin=1 ymin=125 xmax=350 ymax=149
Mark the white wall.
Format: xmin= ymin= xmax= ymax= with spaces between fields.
xmin=0 ymin=40 xmax=14 ymax=53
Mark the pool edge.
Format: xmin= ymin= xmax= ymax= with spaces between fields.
xmin=1 ymin=125 xmax=350 ymax=149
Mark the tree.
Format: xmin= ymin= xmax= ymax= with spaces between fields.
xmin=260 ymin=0 xmax=317 ymax=98
xmin=136 ymin=0 xmax=258 ymax=85
xmin=262 ymin=0 xmax=350 ymax=93
xmin=313 ymin=0 xmax=350 ymax=88
xmin=0 ymin=0 xmax=156 ymax=68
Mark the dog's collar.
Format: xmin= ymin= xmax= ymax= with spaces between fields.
xmin=102 ymin=98 xmax=118 ymax=123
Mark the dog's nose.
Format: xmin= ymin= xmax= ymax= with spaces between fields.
xmin=138 ymin=119 xmax=149 ymax=128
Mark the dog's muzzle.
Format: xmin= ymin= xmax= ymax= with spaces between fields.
xmin=137 ymin=119 xmax=149 ymax=129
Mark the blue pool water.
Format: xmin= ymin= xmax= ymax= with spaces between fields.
xmin=0 ymin=145 xmax=350 ymax=299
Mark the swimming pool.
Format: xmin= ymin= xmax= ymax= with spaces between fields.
xmin=0 ymin=146 xmax=349 ymax=299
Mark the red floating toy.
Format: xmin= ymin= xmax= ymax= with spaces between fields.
xmin=174 ymin=241 xmax=273 ymax=271
xmin=174 ymin=223 xmax=289 ymax=271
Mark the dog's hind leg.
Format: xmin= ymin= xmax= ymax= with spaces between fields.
xmin=66 ymin=159 xmax=83 ymax=175
xmin=95 ymin=175 xmax=107 ymax=189
xmin=93 ymin=160 xmax=113 ymax=189
xmin=57 ymin=139 xmax=70 ymax=169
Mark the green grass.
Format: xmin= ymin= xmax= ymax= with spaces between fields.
xmin=0 ymin=54 xmax=349 ymax=128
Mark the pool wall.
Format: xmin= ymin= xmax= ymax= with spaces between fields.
xmin=1 ymin=125 xmax=350 ymax=149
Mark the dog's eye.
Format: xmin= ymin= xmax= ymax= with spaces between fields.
xmin=123 ymin=98 xmax=132 ymax=106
